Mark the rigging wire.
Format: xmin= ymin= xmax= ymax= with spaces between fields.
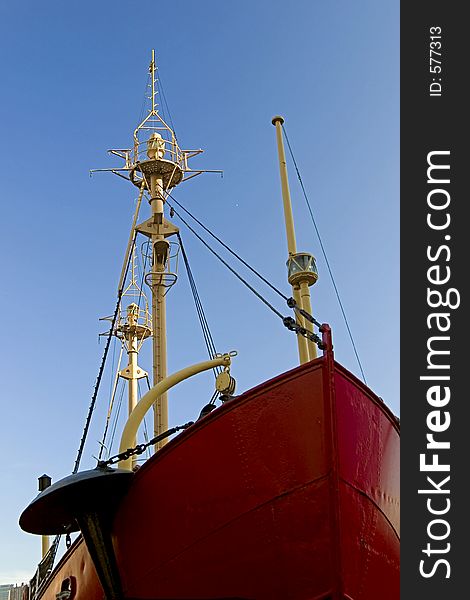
xmin=166 ymin=199 xmax=323 ymax=346
xmin=108 ymin=337 xmax=117 ymax=398
xmin=208 ymin=389 xmax=219 ymax=406
xmin=166 ymin=194 xmax=322 ymax=333
xmin=98 ymin=345 xmax=124 ymax=460
xmin=72 ymin=238 xmax=135 ymax=474
xmin=158 ymin=73 xmax=167 ymax=127
xmin=107 ymin=379 xmax=126 ymax=457
xmin=100 ymin=237 xmax=150 ymax=461
xmin=132 ymin=237 xmax=151 ymax=348
xmin=138 ymin=379 xmax=152 ymax=460
xmin=137 ymin=238 xmax=150 ymax=314
xmin=139 ymin=72 xmax=151 ymax=124
xmin=47 ymin=182 xmax=144 ymax=574
xmin=177 ymin=232 xmax=221 ymax=375
xmin=281 ymin=123 xmax=367 ymax=384
xmin=167 ymin=192 xmax=289 ymax=302
xmin=166 ymin=200 xmax=285 ymax=321
xmin=157 ymin=70 xmax=177 ymax=139
xmin=118 ymin=184 xmax=145 ymax=292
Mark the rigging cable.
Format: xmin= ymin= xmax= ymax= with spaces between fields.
xmin=47 ymin=203 xmax=142 ymax=575
xmin=98 ymin=345 xmax=124 ymax=460
xmin=109 ymin=336 xmax=117 ymax=398
xmin=167 ymin=194 xmax=321 ymax=330
xmin=136 ymin=240 xmax=150 ymax=314
xmin=281 ymin=123 xmax=367 ymax=384
xmin=73 ymin=237 xmax=135 ymax=474
xmin=166 ymin=201 xmax=323 ymax=347
xmin=138 ymin=379 xmax=152 ymax=460
xmin=139 ymin=72 xmax=151 ymax=124
xmin=177 ymin=231 xmax=221 ymax=374
xmin=119 ymin=184 xmax=146 ymax=291
xmin=167 ymin=192 xmax=289 ymax=302
xmin=166 ymin=201 xmax=285 ymax=321
xmin=157 ymin=70 xmax=177 ymax=139
xmin=100 ymin=232 xmax=150 ymax=460
xmin=106 ymin=379 xmax=126 ymax=458
xmin=99 ymin=233 xmax=149 ymax=460
xmin=74 ymin=183 xmax=145 ymax=472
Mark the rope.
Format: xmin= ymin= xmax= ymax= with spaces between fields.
xmin=166 ymin=201 xmax=285 ymax=320
xmin=73 ymin=238 xmax=135 ymax=473
xmin=167 ymin=193 xmax=288 ymax=302
xmin=179 ymin=240 xmax=218 ymax=359
xmin=139 ymin=73 xmax=151 ymax=124
xmin=107 ymin=378 xmax=126 ymax=459
xmin=157 ymin=71 xmax=177 ymax=140
xmin=167 ymin=202 xmax=324 ymax=348
xmin=137 ymin=239 xmax=150 ymax=314
xmin=98 ymin=345 xmax=124 ymax=460
xmin=118 ymin=183 xmax=145 ymax=292
xmin=177 ymin=232 xmax=221 ymax=374
xmin=139 ymin=380 xmax=152 ymax=460
xmin=166 ymin=196 xmax=327 ymax=337
xmin=208 ymin=389 xmax=219 ymax=406
xmin=281 ymin=124 xmax=367 ymax=384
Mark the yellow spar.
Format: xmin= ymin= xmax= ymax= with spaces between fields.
xmin=119 ymin=354 xmax=232 ymax=470
xmin=272 ymin=115 xmax=318 ymax=363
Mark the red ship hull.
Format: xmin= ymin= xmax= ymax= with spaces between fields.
xmin=35 ymin=343 xmax=399 ymax=600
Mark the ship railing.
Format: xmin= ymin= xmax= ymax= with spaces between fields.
xmin=117 ymin=302 xmax=152 ymax=331
xmin=140 ymin=238 xmax=180 ymax=294
xmin=28 ymin=536 xmax=60 ymax=600
xmin=130 ymin=137 xmax=202 ymax=176
xmin=131 ymin=131 xmax=185 ymax=167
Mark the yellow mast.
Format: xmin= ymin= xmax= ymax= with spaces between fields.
xmin=96 ymin=51 xmax=223 ymax=454
xmin=137 ymin=51 xmax=179 ymax=449
xmin=128 ymin=50 xmax=215 ymax=450
xmin=272 ymin=116 xmax=318 ymax=362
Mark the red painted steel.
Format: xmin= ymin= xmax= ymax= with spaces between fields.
xmin=335 ymin=366 xmax=400 ymax=600
xmin=37 ymin=537 xmax=101 ymax=600
xmin=37 ymin=346 xmax=399 ymax=600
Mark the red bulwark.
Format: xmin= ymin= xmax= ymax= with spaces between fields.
xmin=37 ymin=342 xmax=399 ymax=600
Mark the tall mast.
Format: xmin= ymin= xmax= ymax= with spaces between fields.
xmin=272 ymin=116 xmax=318 ymax=363
xmin=96 ymin=51 xmax=218 ymax=451
xmin=137 ymin=51 xmax=180 ymax=449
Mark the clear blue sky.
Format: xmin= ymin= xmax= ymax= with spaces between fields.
xmin=0 ymin=0 xmax=398 ymax=585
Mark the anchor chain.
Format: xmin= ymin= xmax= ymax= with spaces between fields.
xmin=98 ymin=421 xmax=194 ymax=468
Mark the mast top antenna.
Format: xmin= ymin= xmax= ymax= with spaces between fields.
xmin=90 ymin=52 xmax=222 ymax=187
xmin=149 ymin=49 xmax=158 ymax=116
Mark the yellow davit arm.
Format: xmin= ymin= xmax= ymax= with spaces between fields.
xmin=119 ymin=354 xmax=232 ymax=470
